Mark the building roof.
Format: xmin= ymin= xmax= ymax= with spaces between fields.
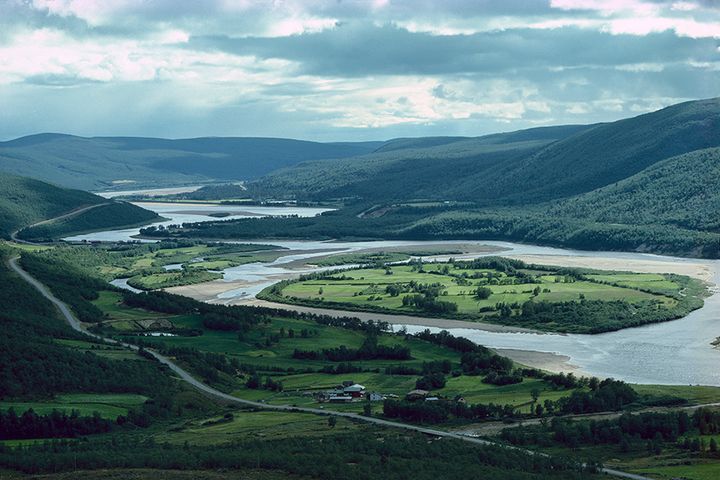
xmin=344 ymin=384 xmax=366 ymax=392
xmin=406 ymin=389 xmax=429 ymax=397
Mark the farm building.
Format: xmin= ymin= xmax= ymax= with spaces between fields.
xmin=343 ymin=384 xmax=366 ymax=398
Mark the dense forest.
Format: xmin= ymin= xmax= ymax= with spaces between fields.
xmin=0 ymin=429 xmax=600 ymax=479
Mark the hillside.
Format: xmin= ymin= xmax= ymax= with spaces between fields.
xmin=0 ymin=172 xmax=159 ymax=239
xmin=250 ymin=99 xmax=720 ymax=204
xmin=250 ymin=124 xmax=594 ymax=202
xmin=548 ymin=147 xmax=720 ymax=232
xmin=0 ymin=134 xmax=384 ymax=190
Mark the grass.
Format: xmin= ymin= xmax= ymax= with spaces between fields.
xmin=0 ymin=393 xmax=148 ymax=418
xmin=127 ymin=269 xmax=222 ymax=290
xmin=443 ymin=377 xmax=583 ymax=412
xmin=630 ymin=463 xmax=720 ymax=480
xmin=91 ymin=291 xmax=199 ymax=332
xmin=137 ymin=313 xmax=461 ymax=371
xmin=632 ymin=385 xmax=720 ymax=405
xmin=157 ymin=410 xmax=359 ymax=446
xmin=278 ymin=263 xmax=679 ymax=316
xmin=55 ymin=338 xmax=141 ymax=360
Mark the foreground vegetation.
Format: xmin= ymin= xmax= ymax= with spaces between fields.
xmin=261 ymin=257 xmax=706 ymax=333
xmin=497 ymin=407 xmax=720 ymax=479
xmin=2 ymin=242 xmax=719 ymax=478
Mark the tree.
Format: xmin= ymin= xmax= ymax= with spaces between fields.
xmin=363 ymin=403 xmax=372 ymax=416
xmin=327 ymin=416 xmax=337 ymax=428
xmin=474 ymin=287 xmax=492 ymax=300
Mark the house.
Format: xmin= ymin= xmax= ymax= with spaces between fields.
xmin=405 ymin=389 xmax=429 ymax=401
xmin=367 ymin=392 xmax=384 ymax=402
xmin=343 ymin=384 xmax=366 ymax=398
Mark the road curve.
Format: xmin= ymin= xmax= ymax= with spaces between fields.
xmin=10 ymin=202 xmax=111 ymax=243
xmin=7 ymin=255 xmax=653 ymax=480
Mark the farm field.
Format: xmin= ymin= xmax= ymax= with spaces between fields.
xmin=0 ymin=394 xmax=148 ymax=418
xmin=91 ymin=291 xmax=199 ymax=332
xmin=266 ymin=257 xmax=705 ymax=333
xmin=108 ymin=299 xmax=595 ymax=415
xmin=157 ymin=410 xmax=360 ymax=446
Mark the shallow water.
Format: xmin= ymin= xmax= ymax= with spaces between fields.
xmin=64 ymin=202 xmax=331 ymax=242
xmin=83 ymin=202 xmax=720 ymax=385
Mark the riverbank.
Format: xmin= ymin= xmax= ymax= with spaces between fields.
xmin=509 ymin=254 xmax=713 ymax=282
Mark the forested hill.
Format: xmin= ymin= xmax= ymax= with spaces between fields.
xmin=0 ymin=172 xmax=158 ymax=239
xmin=248 ymin=124 xmax=594 ymax=202
xmin=0 ymin=134 xmax=384 ymax=190
xmin=548 ymin=147 xmax=720 ymax=232
xmin=249 ymin=98 xmax=720 ymax=204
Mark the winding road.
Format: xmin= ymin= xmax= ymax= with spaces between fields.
xmin=6 ymin=253 xmax=655 ymax=480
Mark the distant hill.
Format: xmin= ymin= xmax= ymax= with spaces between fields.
xmin=0 ymin=134 xmax=385 ymax=191
xmin=250 ymin=99 xmax=720 ymax=205
xmin=248 ymin=124 xmax=596 ymax=201
xmin=0 ymin=172 xmax=158 ymax=239
xmin=166 ymin=98 xmax=720 ymax=257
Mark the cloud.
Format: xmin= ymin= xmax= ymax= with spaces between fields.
xmin=0 ymin=0 xmax=718 ymax=141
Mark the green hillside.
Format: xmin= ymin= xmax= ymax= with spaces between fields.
xmin=251 ymin=139 xmax=558 ymax=201
xmin=0 ymin=172 xmax=158 ymax=239
xmin=0 ymin=173 xmax=102 ymax=237
xmin=549 ymin=147 xmax=720 ymax=232
xmin=0 ymin=134 xmax=384 ymax=190
xmin=250 ymin=99 xmax=719 ymax=204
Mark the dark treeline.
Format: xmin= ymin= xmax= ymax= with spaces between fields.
xmin=292 ymin=334 xmax=411 ymax=362
xmin=383 ymin=378 xmax=647 ymax=425
xmin=0 ymin=408 xmax=112 ymax=440
xmin=136 ymin=195 xmax=720 ymax=259
xmin=383 ymin=398 xmax=517 ymax=424
xmin=502 ymin=408 xmax=720 ymax=454
xmin=0 ymin=431 xmax=599 ymax=479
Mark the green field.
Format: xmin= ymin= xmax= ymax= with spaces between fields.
xmin=266 ymin=259 xmax=702 ymax=333
xmin=280 ymin=264 xmax=676 ymax=313
xmin=632 ymin=463 xmax=720 ymax=480
xmin=0 ymin=393 xmax=148 ymax=418
xmin=126 ymin=269 xmax=223 ymax=290
xmin=157 ymin=410 xmax=359 ymax=446
xmin=91 ymin=290 xmax=199 ymax=332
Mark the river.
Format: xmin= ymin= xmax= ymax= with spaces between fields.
xmin=68 ymin=201 xmax=720 ymax=386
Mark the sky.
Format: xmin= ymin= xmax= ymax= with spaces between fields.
xmin=0 ymin=0 xmax=719 ymax=141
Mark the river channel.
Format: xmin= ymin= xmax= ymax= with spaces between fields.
xmin=68 ymin=200 xmax=720 ymax=386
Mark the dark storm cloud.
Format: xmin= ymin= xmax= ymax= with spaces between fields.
xmin=190 ymin=23 xmax=718 ymax=77
xmin=0 ymin=0 xmax=718 ymax=140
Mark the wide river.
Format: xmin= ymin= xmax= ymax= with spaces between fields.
xmin=69 ymin=200 xmax=720 ymax=386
